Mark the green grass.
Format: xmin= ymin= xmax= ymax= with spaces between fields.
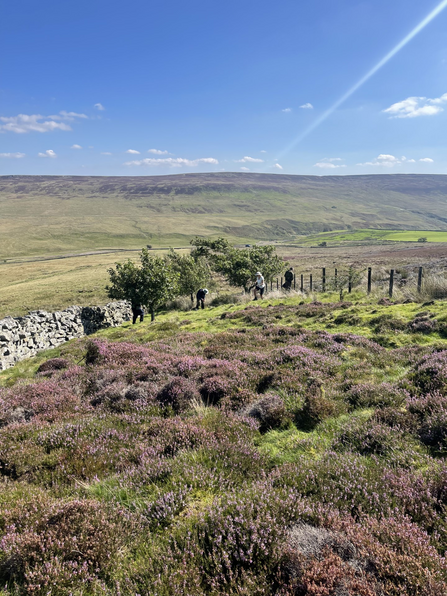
xmin=300 ymin=228 xmax=447 ymax=245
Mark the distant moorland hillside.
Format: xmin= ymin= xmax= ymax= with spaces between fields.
xmin=1 ymin=173 xmax=447 ymax=258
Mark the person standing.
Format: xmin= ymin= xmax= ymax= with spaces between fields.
xmin=253 ymin=272 xmax=265 ymax=300
xmin=196 ymin=288 xmax=209 ymax=309
xmin=283 ymin=267 xmax=294 ymax=290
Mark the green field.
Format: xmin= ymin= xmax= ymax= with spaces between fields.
xmin=301 ymin=228 xmax=447 ymax=245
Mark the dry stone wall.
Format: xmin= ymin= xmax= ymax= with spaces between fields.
xmin=0 ymin=301 xmax=132 ymax=370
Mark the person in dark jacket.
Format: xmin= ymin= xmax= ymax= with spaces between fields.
xmin=283 ymin=267 xmax=294 ymax=290
xmin=132 ymin=304 xmax=144 ymax=324
xmin=196 ymin=288 xmax=209 ymax=309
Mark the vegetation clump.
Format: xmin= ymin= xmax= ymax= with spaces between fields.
xmin=1 ymin=297 xmax=447 ymax=593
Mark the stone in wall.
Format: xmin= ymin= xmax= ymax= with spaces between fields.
xmin=0 ymin=301 xmax=132 ymax=371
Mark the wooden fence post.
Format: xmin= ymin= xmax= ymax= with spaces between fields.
xmin=270 ymin=279 xmax=273 ymax=291
xmin=322 ymin=268 xmax=326 ymax=292
xmin=348 ymin=269 xmax=352 ymax=294
xmin=367 ymin=267 xmax=372 ymax=294
xmin=310 ymin=274 xmax=313 ymax=292
xmin=293 ymin=274 xmax=296 ymax=290
xmin=417 ymin=267 xmax=423 ymax=293
xmin=300 ymin=274 xmax=304 ymax=292
xmin=277 ymin=278 xmax=279 ymax=290
xmin=281 ymin=277 xmax=283 ymax=289
xmin=389 ymin=269 xmax=394 ymax=298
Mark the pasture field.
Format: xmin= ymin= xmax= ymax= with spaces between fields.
xmin=1 ymin=292 xmax=447 ymax=594
xmin=298 ymin=228 xmax=447 ymax=245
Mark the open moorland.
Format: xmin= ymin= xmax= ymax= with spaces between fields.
xmin=2 ymin=173 xmax=447 ymax=317
xmin=2 ymin=292 xmax=447 ymax=594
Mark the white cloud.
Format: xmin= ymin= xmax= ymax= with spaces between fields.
xmin=126 ymin=149 xmax=140 ymax=154
xmin=300 ymin=103 xmax=314 ymax=109
xmin=314 ymin=162 xmax=346 ymax=169
xmin=357 ymin=154 xmax=402 ymax=167
xmin=101 ymin=152 xmax=112 ymax=155
xmin=282 ymin=108 xmax=292 ymax=113
xmin=50 ymin=111 xmax=88 ymax=120
xmin=71 ymin=144 xmax=82 ymax=149
xmin=274 ymin=163 xmax=283 ymax=170
xmin=94 ymin=103 xmax=105 ymax=111
xmin=407 ymin=159 xmax=416 ymax=163
xmin=240 ymin=167 xmax=250 ymax=172
xmin=0 ymin=152 xmax=25 ymax=158
xmin=148 ymin=148 xmax=170 ymax=155
xmin=0 ymin=111 xmax=86 ymax=134
xmin=383 ymin=93 xmax=447 ymax=118
xmin=236 ymin=156 xmax=264 ymax=163
xmin=38 ymin=149 xmax=57 ymax=158
xmin=125 ymin=157 xmax=219 ymax=167
xmin=420 ymin=157 xmax=434 ymax=162
xmin=260 ymin=150 xmax=267 ymax=153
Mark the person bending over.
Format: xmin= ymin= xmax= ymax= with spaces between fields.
xmin=253 ymin=272 xmax=265 ymax=300
xmin=196 ymin=288 xmax=209 ymax=309
xmin=132 ymin=304 xmax=144 ymax=324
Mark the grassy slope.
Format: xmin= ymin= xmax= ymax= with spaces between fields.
xmin=1 ymin=293 xmax=447 ymax=593
xmin=2 ymin=173 xmax=447 ymax=260
xmin=2 ymin=290 xmax=446 ymax=386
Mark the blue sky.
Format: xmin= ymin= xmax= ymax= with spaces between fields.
xmin=1 ymin=0 xmax=447 ymax=176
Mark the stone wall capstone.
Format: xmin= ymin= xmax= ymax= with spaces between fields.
xmin=0 ymin=301 xmax=132 ymax=370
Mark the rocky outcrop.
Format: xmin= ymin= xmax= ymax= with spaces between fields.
xmin=0 ymin=302 xmax=132 ymax=370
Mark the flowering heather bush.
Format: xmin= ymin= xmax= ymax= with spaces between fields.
xmin=412 ymin=350 xmax=447 ymax=393
xmin=157 ymin=376 xmax=201 ymax=413
xmin=0 ymin=498 xmax=131 ymax=594
xmin=346 ymin=382 xmax=409 ymax=409
xmin=334 ymin=419 xmax=406 ymax=457
xmin=36 ymin=357 xmax=70 ymax=374
xmin=245 ymin=393 xmax=291 ymax=433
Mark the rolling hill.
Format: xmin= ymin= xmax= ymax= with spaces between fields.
xmin=1 ymin=172 xmax=447 ymax=259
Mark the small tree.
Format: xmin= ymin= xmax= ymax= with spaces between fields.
xmin=167 ymin=249 xmax=212 ymax=302
xmin=418 ymin=237 xmax=428 ymax=243
xmin=107 ymin=249 xmax=177 ymax=321
xmin=190 ymin=237 xmax=286 ymax=292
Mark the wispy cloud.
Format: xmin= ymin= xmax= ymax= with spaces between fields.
xmin=94 ymin=103 xmax=105 ymax=111
xmin=274 ymin=163 xmax=283 ymax=170
xmin=240 ymin=167 xmax=250 ymax=172
xmin=314 ymin=162 xmax=346 ymax=169
xmin=300 ymin=103 xmax=314 ymax=109
xmin=148 ymin=149 xmax=170 ymax=155
xmin=236 ymin=156 xmax=264 ymax=163
xmin=38 ymin=149 xmax=57 ymax=158
xmin=357 ymin=154 xmax=433 ymax=167
xmin=314 ymin=157 xmax=346 ymax=169
xmin=282 ymin=108 xmax=292 ymax=113
xmin=126 ymin=149 xmax=140 ymax=154
xmin=101 ymin=152 xmax=112 ymax=155
xmin=383 ymin=93 xmax=447 ymax=118
xmin=125 ymin=157 xmax=219 ymax=167
xmin=260 ymin=150 xmax=267 ymax=153
xmin=0 ymin=112 xmax=87 ymax=134
xmin=0 ymin=152 xmax=25 ymax=158
xmin=71 ymin=144 xmax=82 ymax=149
